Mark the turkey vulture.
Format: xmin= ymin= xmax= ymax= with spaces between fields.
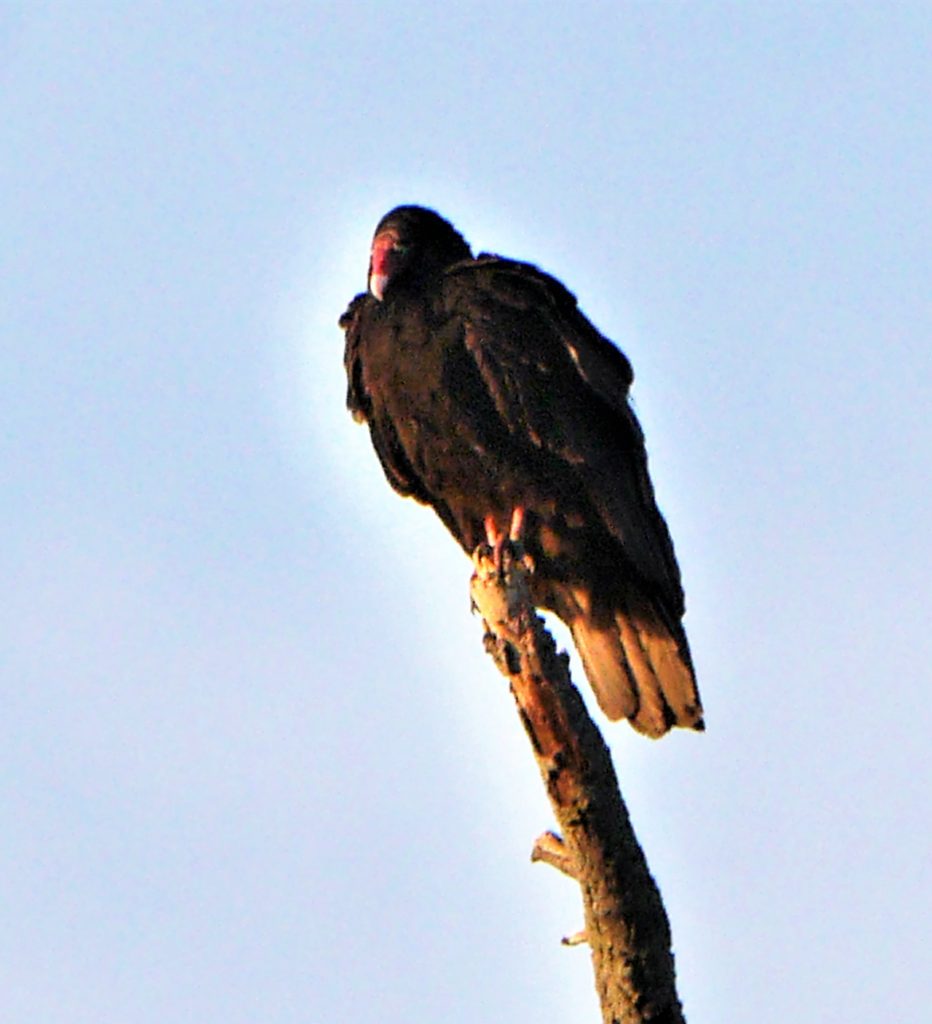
xmin=341 ymin=205 xmax=703 ymax=737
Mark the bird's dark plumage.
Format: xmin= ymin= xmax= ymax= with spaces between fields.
xmin=341 ymin=205 xmax=703 ymax=737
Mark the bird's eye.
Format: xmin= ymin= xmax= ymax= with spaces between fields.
xmin=392 ymin=242 xmax=410 ymax=255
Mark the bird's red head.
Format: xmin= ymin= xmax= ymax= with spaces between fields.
xmin=368 ymin=229 xmax=408 ymax=301
xmin=367 ymin=205 xmax=472 ymax=301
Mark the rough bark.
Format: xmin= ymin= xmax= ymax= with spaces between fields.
xmin=470 ymin=550 xmax=687 ymax=1024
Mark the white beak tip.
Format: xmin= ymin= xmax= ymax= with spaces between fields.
xmin=369 ymin=273 xmax=388 ymax=301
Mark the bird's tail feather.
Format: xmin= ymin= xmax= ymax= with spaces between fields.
xmin=566 ymin=589 xmax=703 ymax=738
xmin=570 ymin=618 xmax=639 ymax=722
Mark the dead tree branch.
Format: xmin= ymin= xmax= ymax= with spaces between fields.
xmin=470 ymin=549 xmax=687 ymax=1024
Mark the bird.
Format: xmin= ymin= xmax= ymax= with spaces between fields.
xmin=340 ymin=205 xmax=703 ymax=737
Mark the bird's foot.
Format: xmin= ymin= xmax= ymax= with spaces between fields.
xmin=481 ymin=509 xmax=534 ymax=577
xmin=470 ymin=512 xmax=536 ymax=675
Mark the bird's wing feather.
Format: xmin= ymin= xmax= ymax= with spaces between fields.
xmin=445 ymin=257 xmax=684 ymax=613
xmin=340 ymin=292 xmax=429 ymax=501
xmin=341 ymin=292 xmax=371 ymax=423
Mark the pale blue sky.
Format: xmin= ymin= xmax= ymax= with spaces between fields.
xmin=2 ymin=5 xmax=930 ymax=1023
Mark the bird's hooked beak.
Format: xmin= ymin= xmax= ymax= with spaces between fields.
xmin=368 ymin=230 xmax=401 ymax=301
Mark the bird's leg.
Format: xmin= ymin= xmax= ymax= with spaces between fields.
xmin=484 ymin=514 xmax=503 ymax=550
xmin=508 ymin=505 xmax=535 ymax=573
xmin=509 ymin=506 xmax=525 ymax=543
xmin=483 ymin=514 xmax=508 ymax=574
